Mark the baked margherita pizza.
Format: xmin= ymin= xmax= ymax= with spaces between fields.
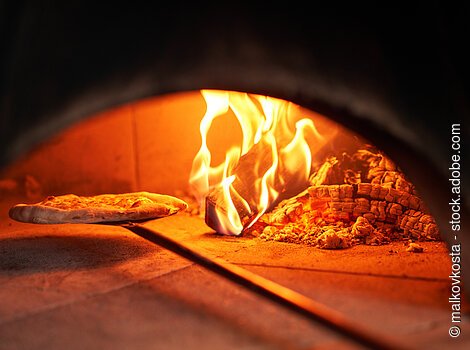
xmin=9 ymin=192 xmax=188 ymax=224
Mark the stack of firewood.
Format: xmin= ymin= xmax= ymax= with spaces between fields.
xmin=246 ymin=147 xmax=440 ymax=249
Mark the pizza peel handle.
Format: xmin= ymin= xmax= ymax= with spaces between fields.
xmin=120 ymin=222 xmax=414 ymax=350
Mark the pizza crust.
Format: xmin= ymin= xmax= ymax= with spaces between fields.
xmin=9 ymin=192 xmax=188 ymax=224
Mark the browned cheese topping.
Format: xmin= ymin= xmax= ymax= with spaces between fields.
xmin=40 ymin=194 xmax=155 ymax=211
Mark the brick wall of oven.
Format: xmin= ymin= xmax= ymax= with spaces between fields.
xmin=0 ymin=92 xmax=208 ymax=199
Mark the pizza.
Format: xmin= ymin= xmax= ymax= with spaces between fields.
xmin=9 ymin=192 xmax=188 ymax=224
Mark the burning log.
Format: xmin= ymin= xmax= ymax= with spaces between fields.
xmin=204 ymin=139 xmax=276 ymax=234
xmin=205 ymin=186 xmax=254 ymax=234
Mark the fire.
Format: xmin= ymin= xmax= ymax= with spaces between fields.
xmin=189 ymin=90 xmax=324 ymax=235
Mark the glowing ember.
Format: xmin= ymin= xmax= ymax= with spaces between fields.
xmin=189 ymin=90 xmax=324 ymax=235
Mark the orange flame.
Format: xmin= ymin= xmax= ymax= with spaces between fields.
xmin=189 ymin=90 xmax=323 ymax=235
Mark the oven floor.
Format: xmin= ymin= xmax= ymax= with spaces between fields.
xmin=0 ymin=199 xmax=468 ymax=350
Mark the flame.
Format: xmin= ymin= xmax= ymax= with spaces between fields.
xmin=189 ymin=90 xmax=323 ymax=235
